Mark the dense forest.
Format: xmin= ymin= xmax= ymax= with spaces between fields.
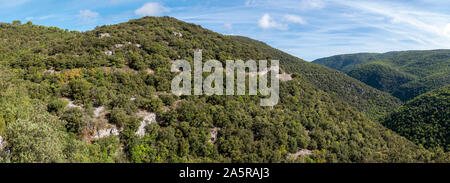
xmin=383 ymin=85 xmax=449 ymax=152
xmin=313 ymin=50 xmax=450 ymax=101
xmin=0 ymin=17 xmax=448 ymax=163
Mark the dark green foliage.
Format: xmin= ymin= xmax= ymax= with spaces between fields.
xmin=383 ymin=85 xmax=450 ymax=151
xmin=109 ymin=108 xmax=129 ymax=128
xmin=393 ymin=73 xmax=450 ymax=101
xmin=232 ymin=36 xmax=402 ymax=120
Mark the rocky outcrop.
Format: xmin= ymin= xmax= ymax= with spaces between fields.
xmin=93 ymin=127 xmax=120 ymax=139
xmin=98 ymin=33 xmax=111 ymax=38
xmin=114 ymin=44 xmax=124 ymax=48
xmin=0 ymin=136 xmax=3 ymax=151
xmin=65 ymin=99 xmax=82 ymax=109
xmin=278 ymin=73 xmax=292 ymax=82
xmin=104 ymin=50 xmax=114 ymax=56
xmin=93 ymin=106 xmax=105 ymax=118
xmin=287 ymin=149 xmax=312 ymax=159
xmin=173 ymin=31 xmax=183 ymax=37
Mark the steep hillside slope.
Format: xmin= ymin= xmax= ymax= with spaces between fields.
xmin=383 ymin=85 xmax=450 ymax=152
xmin=313 ymin=50 xmax=450 ymax=101
xmin=0 ymin=17 xmax=447 ymax=163
xmin=232 ymin=36 xmax=401 ymax=120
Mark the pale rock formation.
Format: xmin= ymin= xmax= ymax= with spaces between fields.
xmin=65 ymin=100 xmax=82 ymax=109
xmin=0 ymin=136 xmax=4 ymax=151
xmin=93 ymin=106 xmax=105 ymax=118
xmin=278 ymin=73 xmax=293 ymax=82
xmin=114 ymin=44 xmax=124 ymax=48
xmin=104 ymin=50 xmax=114 ymax=56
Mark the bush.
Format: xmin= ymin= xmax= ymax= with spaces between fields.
xmin=61 ymin=108 xmax=88 ymax=134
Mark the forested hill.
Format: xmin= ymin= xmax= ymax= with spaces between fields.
xmin=313 ymin=50 xmax=450 ymax=101
xmin=0 ymin=17 xmax=448 ymax=163
xmin=383 ymin=85 xmax=450 ymax=152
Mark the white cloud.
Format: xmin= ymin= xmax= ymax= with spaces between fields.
xmin=258 ymin=14 xmax=287 ymax=30
xmin=284 ymin=14 xmax=306 ymax=25
xmin=77 ymin=10 xmax=99 ymax=28
xmin=300 ymin=0 xmax=325 ymax=10
xmin=135 ymin=2 xmax=170 ymax=16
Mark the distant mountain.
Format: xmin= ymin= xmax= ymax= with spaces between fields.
xmin=0 ymin=17 xmax=447 ymax=163
xmin=313 ymin=50 xmax=450 ymax=101
xmin=383 ymin=85 xmax=450 ymax=151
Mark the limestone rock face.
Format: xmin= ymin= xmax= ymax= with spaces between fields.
xmin=0 ymin=136 xmax=3 ymax=151
xmin=135 ymin=111 xmax=156 ymax=136
xmin=98 ymin=33 xmax=111 ymax=38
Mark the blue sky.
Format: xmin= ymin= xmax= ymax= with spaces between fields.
xmin=1 ymin=0 xmax=450 ymax=61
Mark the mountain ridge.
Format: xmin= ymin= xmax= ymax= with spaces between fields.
xmin=0 ymin=17 xmax=447 ymax=163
